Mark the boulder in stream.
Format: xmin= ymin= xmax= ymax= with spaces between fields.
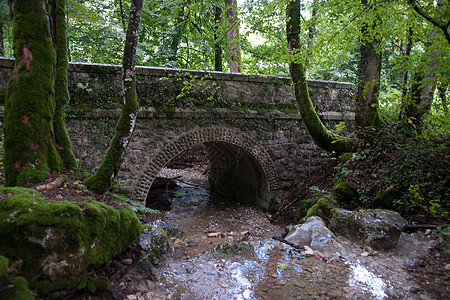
xmin=284 ymin=216 xmax=346 ymax=255
xmin=329 ymin=209 xmax=408 ymax=250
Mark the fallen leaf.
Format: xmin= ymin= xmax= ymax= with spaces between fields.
xmin=277 ymin=263 xmax=288 ymax=270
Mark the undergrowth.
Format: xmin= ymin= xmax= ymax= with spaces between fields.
xmin=335 ymin=120 xmax=450 ymax=223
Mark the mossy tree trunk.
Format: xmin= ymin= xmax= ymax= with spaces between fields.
xmin=84 ymin=0 xmax=143 ymax=194
xmin=50 ymin=0 xmax=78 ymax=170
xmin=286 ymin=0 xmax=357 ymax=154
xmin=355 ymin=0 xmax=382 ymax=133
xmin=3 ymin=0 xmax=63 ymax=186
xmin=225 ymin=0 xmax=243 ymax=73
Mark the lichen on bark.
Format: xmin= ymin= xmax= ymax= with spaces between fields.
xmin=3 ymin=0 xmax=63 ymax=186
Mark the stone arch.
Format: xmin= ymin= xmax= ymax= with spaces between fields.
xmin=131 ymin=126 xmax=279 ymax=206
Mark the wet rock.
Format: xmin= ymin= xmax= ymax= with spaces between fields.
xmin=284 ymin=216 xmax=346 ymax=255
xmin=329 ymin=209 xmax=407 ymax=250
xmin=210 ymin=242 xmax=256 ymax=258
xmin=135 ymin=226 xmax=170 ymax=266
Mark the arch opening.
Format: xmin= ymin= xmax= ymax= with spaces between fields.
xmin=132 ymin=126 xmax=279 ymax=210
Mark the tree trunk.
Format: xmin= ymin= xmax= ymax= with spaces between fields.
xmin=402 ymin=28 xmax=439 ymax=132
xmin=4 ymin=0 xmax=63 ymax=186
xmin=84 ymin=0 xmax=143 ymax=194
xmin=402 ymin=27 xmax=413 ymax=98
xmin=0 ymin=23 xmax=4 ymax=56
xmin=118 ymin=0 xmax=126 ymax=32
xmin=225 ymin=0 xmax=243 ymax=73
xmin=286 ymin=0 xmax=356 ymax=155
xmin=214 ymin=4 xmax=223 ymax=71
xmin=355 ymin=0 xmax=382 ymax=132
xmin=168 ymin=4 xmax=185 ymax=66
xmin=50 ymin=0 xmax=78 ymax=170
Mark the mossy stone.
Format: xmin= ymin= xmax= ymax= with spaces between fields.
xmin=0 ymin=276 xmax=34 ymax=300
xmin=333 ymin=181 xmax=358 ymax=202
xmin=0 ymin=187 xmax=142 ymax=296
xmin=298 ymin=199 xmax=313 ymax=219
xmin=87 ymin=276 xmax=110 ymax=294
xmin=0 ymin=255 xmax=8 ymax=278
xmin=339 ymin=152 xmax=353 ymax=164
xmin=306 ymin=196 xmax=339 ymax=224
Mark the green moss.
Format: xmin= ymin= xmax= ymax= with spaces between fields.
xmin=87 ymin=276 xmax=110 ymax=294
xmin=4 ymin=0 xmax=63 ymax=186
xmin=0 ymin=255 xmax=8 ymax=278
xmin=298 ymin=199 xmax=313 ymax=219
xmin=333 ymin=181 xmax=358 ymax=202
xmin=339 ymin=152 xmax=353 ymax=164
xmin=306 ymin=196 xmax=340 ymax=223
xmin=0 ymin=276 xmax=34 ymax=300
xmin=0 ymin=188 xmax=143 ymax=295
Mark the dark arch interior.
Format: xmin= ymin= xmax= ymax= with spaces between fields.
xmin=145 ymin=141 xmax=269 ymax=209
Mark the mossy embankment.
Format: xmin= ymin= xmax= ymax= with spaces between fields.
xmin=0 ymin=187 xmax=143 ymax=297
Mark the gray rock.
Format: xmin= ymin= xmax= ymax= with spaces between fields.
xmin=284 ymin=216 xmax=346 ymax=255
xmin=329 ymin=209 xmax=407 ymax=250
xmin=136 ymin=226 xmax=170 ymax=266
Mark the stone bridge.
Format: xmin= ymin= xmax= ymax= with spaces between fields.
xmin=0 ymin=57 xmax=355 ymax=209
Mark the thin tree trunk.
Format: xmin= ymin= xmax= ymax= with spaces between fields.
xmin=85 ymin=0 xmax=143 ymax=194
xmin=402 ymin=27 xmax=413 ymax=98
xmin=305 ymin=0 xmax=318 ymax=72
xmin=214 ymin=4 xmax=223 ymax=71
xmin=355 ymin=0 xmax=382 ymax=132
xmin=119 ymin=0 xmax=126 ymax=32
xmin=286 ymin=0 xmax=356 ymax=155
xmin=4 ymin=0 xmax=63 ymax=186
xmin=402 ymin=28 xmax=439 ymax=132
xmin=225 ymin=0 xmax=243 ymax=73
xmin=168 ymin=4 xmax=185 ymax=65
xmin=50 ymin=0 xmax=78 ymax=170
xmin=0 ymin=23 xmax=4 ymax=56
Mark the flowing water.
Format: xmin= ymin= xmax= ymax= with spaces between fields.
xmin=125 ymin=168 xmax=437 ymax=300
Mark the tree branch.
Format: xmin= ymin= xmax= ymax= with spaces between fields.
xmin=408 ymin=0 xmax=450 ymax=44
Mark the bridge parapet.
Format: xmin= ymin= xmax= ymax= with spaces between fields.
xmin=0 ymin=57 xmax=355 ymax=114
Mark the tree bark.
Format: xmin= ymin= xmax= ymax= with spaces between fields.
xmin=50 ymin=0 xmax=78 ymax=170
xmin=214 ymin=4 xmax=223 ymax=71
xmin=0 ymin=23 xmax=4 ymax=56
xmin=355 ymin=0 xmax=382 ymax=132
xmin=286 ymin=0 xmax=356 ymax=155
xmin=402 ymin=28 xmax=439 ymax=132
xmin=85 ymin=0 xmax=143 ymax=194
xmin=4 ymin=0 xmax=63 ymax=186
xmin=225 ymin=0 xmax=243 ymax=73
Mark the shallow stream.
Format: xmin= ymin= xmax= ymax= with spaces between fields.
xmin=126 ymin=169 xmax=437 ymax=300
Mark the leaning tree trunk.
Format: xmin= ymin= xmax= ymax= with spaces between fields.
xmin=3 ymin=0 xmax=63 ymax=186
xmin=84 ymin=0 xmax=143 ymax=194
xmin=286 ymin=0 xmax=356 ymax=154
xmin=50 ymin=0 xmax=78 ymax=170
xmin=355 ymin=0 xmax=382 ymax=132
xmin=225 ymin=0 xmax=243 ymax=73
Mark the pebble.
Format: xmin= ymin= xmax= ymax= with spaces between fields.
xmin=445 ymin=264 xmax=450 ymax=270
xmin=127 ymin=295 xmax=137 ymax=300
xmin=361 ymin=251 xmax=370 ymax=257
xmin=121 ymin=258 xmax=133 ymax=266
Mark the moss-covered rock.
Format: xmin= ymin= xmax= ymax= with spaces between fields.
xmin=329 ymin=209 xmax=408 ymax=250
xmin=0 ymin=276 xmax=35 ymax=300
xmin=298 ymin=199 xmax=313 ymax=219
xmin=333 ymin=181 xmax=358 ymax=203
xmin=135 ymin=226 xmax=170 ymax=267
xmin=306 ymin=196 xmax=340 ymax=224
xmin=0 ymin=187 xmax=142 ymax=296
xmin=86 ymin=276 xmax=110 ymax=294
xmin=0 ymin=255 xmax=8 ymax=278
xmin=339 ymin=152 xmax=353 ymax=164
